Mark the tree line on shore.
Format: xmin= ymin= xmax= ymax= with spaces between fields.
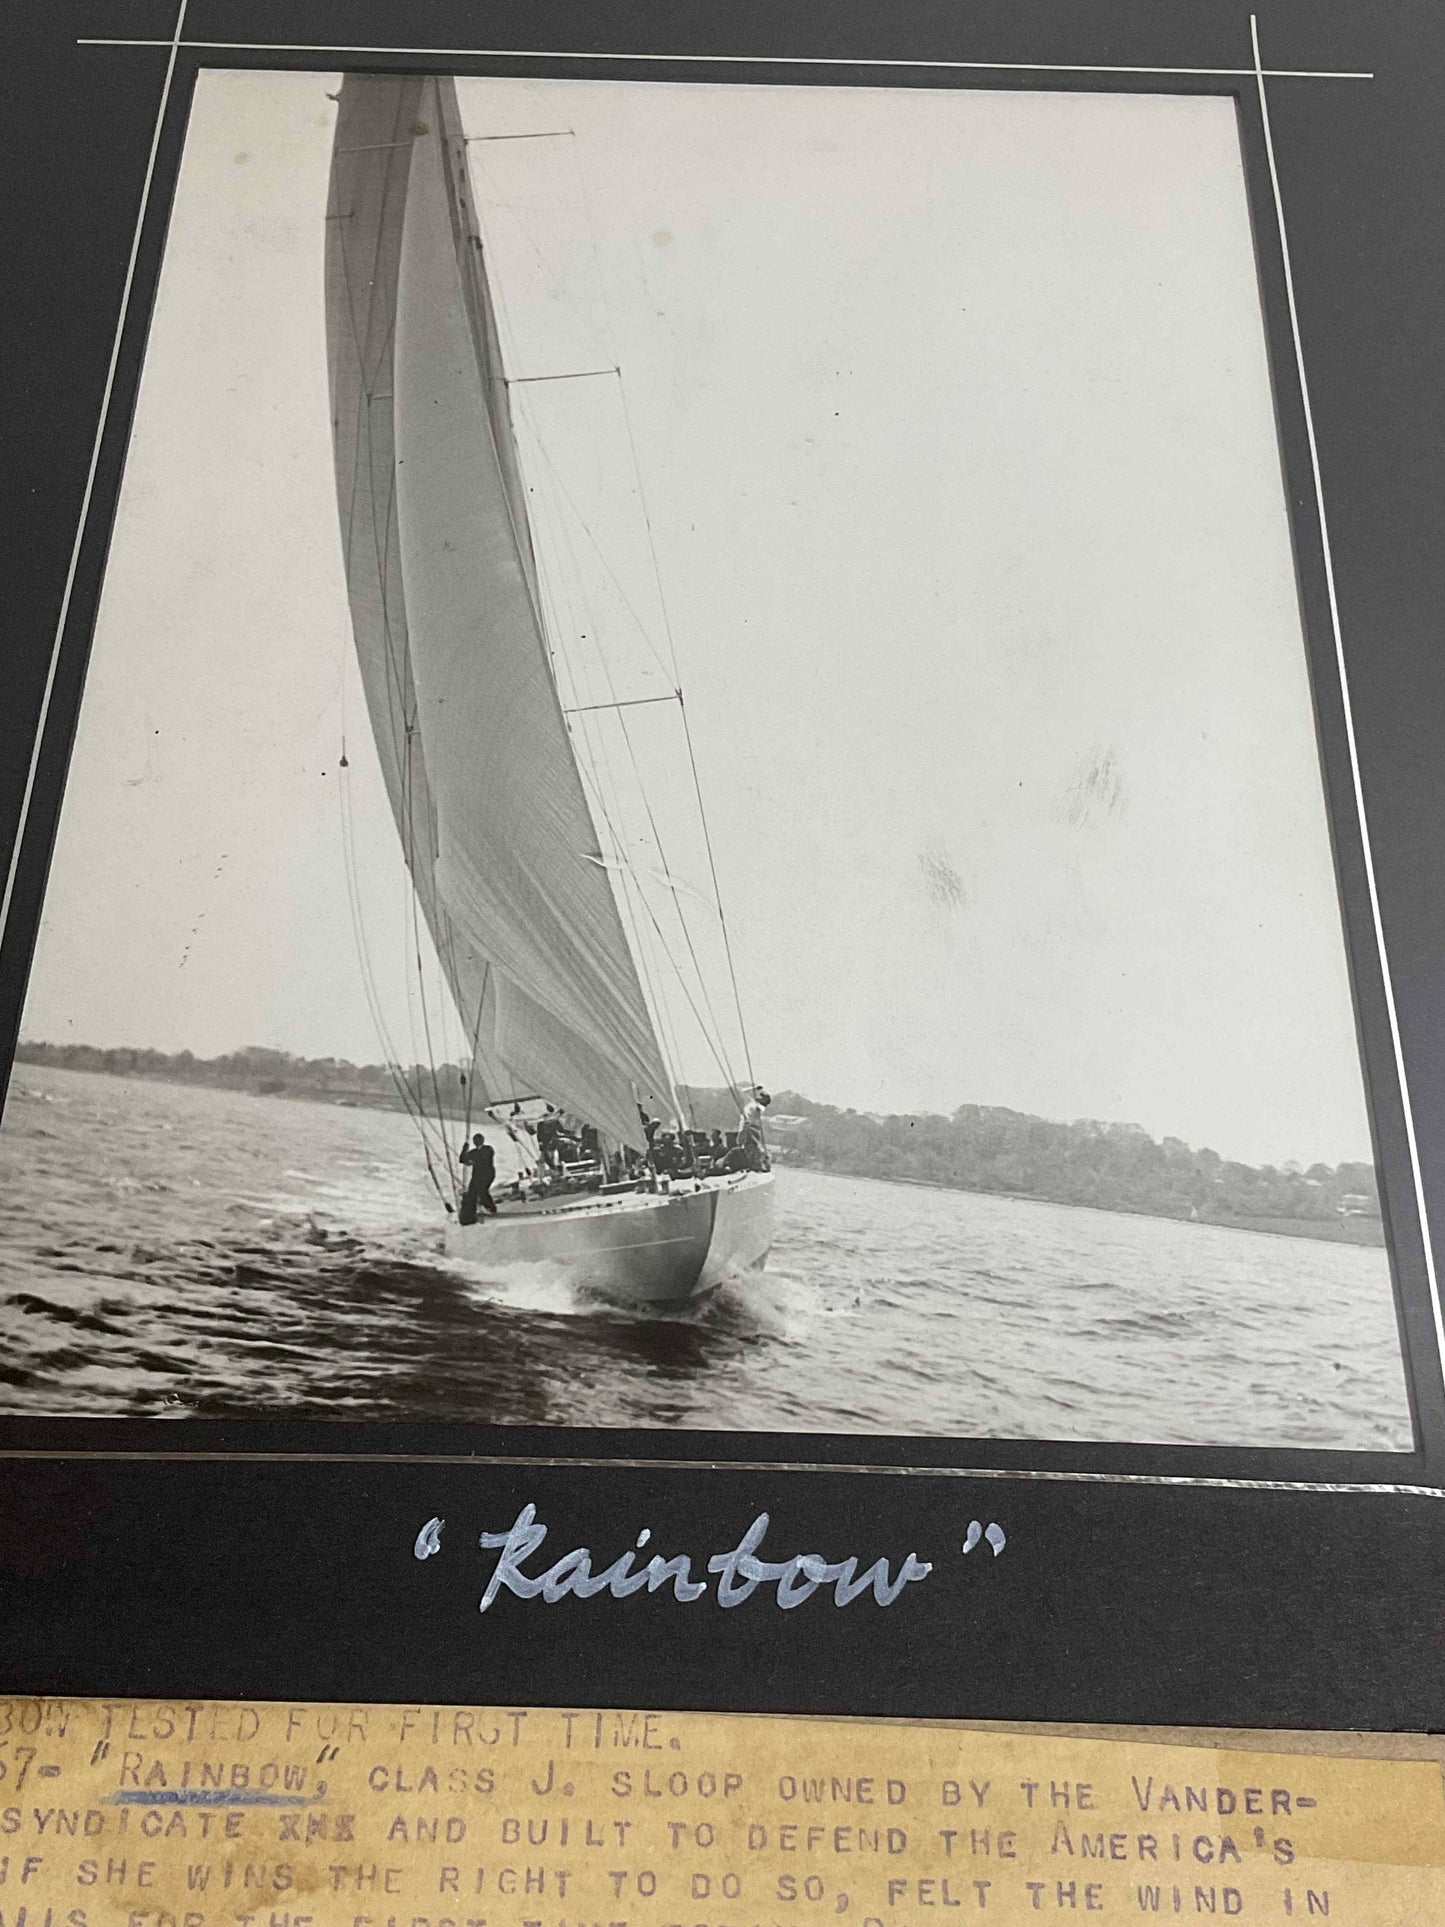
xmin=765 ymin=1090 xmax=1378 ymax=1227
xmin=13 ymin=1040 xmax=1378 ymax=1227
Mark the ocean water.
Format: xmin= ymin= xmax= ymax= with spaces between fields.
xmin=0 ymin=1064 xmax=1413 ymax=1446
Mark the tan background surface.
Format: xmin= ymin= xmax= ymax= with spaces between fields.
xmin=2 ymin=1700 xmax=1442 ymax=1925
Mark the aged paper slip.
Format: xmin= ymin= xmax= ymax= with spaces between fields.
xmin=2 ymin=1700 xmax=1442 ymax=1926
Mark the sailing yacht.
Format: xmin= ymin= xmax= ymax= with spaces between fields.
xmin=324 ymin=73 xmax=774 ymax=1305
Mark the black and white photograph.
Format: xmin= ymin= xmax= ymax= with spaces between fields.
xmin=0 ymin=64 xmax=1415 ymax=1448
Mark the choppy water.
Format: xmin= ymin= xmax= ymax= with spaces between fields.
xmin=0 ymin=1064 xmax=1413 ymax=1446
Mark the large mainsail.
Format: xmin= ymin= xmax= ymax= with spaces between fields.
xmin=325 ymin=74 xmax=674 ymax=1148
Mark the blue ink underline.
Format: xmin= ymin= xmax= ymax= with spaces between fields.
xmin=106 ymin=1789 xmax=314 ymax=1807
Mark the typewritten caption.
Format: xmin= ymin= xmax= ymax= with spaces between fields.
xmin=0 ymin=1699 xmax=1442 ymax=1926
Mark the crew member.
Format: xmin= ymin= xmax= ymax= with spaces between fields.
xmin=506 ymin=1103 xmax=539 ymax=1179
xmin=537 ymin=1105 xmax=562 ymax=1170
xmin=459 ymin=1133 xmax=498 ymax=1224
xmin=738 ymin=1086 xmax=772 ymax=1171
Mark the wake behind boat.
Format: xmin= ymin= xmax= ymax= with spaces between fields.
xmin=324 ymin=75 xmax=774 ymax=1306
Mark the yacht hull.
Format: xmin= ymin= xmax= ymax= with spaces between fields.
xmin=444 ymin=1170 xmax=775 ymax=1307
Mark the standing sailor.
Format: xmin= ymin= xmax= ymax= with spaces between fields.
xmin=738 ymin=1087 xmax=772 ymax=1171
xmin=536 ymin=1105 xmax=562 ymax=1171
xmin=459 ymin=1133 xmax=498 ymax=1224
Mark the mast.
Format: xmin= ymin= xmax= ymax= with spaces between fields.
xmin=325 ymin=74 xmax=674 ymax=1150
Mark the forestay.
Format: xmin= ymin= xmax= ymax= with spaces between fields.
xmin=325 ymin=74 xmax=674 ymax=1148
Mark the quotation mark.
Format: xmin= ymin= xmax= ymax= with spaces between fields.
xmin=90 ymin=1740 xmax=110 ymax=1766
xmin=962 ymin=1520 xmax=1006 ymax=1557
xmin=316 ymin=1745 xmax=340 ymax=1764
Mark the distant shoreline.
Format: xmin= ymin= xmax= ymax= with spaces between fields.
xmin=11 ymin=1049 xmax=1385 ymax=1250
xmin=790 ymin=1166 xmax=1385 ymax=1247
xmin=809 ymin=1163 xmax=1387 ymax=1256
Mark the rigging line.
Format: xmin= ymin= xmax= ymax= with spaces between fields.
xmin=469 ymin=137 xmax=721 ymax=1112
xmin=529 ymin=445 xmax=694 ymax=1122
xmin=509 ymin=368 xmax=618 ymax=385
xmin=331 ymin=131 xmax=454 ymax=1171
xmin=332 ymin=203 xmax=418 ymax=778
xmin=346 ymin=781 xmax=446 ymax=1159
xmin=560 ymin=676 xmax=717 ymax=1120
xmin=612 ymin=363 xmax=757 ymax=1089
xmin=466 ymin=131 xmax=575 ymax=143
xmin=338 ymin=776 xmax=407 ymax=1111
xmin=464 ymin=134 xmax=695 ymax=1129
xmin=365 ymin=428 xmax=443 ymax=1140
xmin=402 ymin=729 xmax=457 ymax=1192
xmin=616 ymin=698 xmax=742 ymax=1110
xmin=354 ymin=223 xmax=411 ymax=727
xmin=564 ymin=693 xmax=680 ymax=716
xmin=534 ymin=477 xmax=691 ymax=1122
xmin=531 ymin=440 xmax=684 ymax=1029
xmin=420 ymin=1135 xmax=451 ymax=1211
xmin=433 ymin=925 xmax=462 ymax=1124
xmin=466 ymin=135 xmax=736 ymax=1115
xmin=357 ymin=388 xmax=416 ymax=786
xmin=518 ymin=390 xmax=742 ymax=1098
xmin=331 ymin=264 xmax=395 ymax=717
xmin=423 ymin=891 xmax=468 ymax=1136
xmin=338 ymin=766 xmax=450 ymax=1156
xmin=626 ymin=846 xmax=741 ymax=1110
xmin=343 ymin=378 xmax=411 ymax=788
xmin=527 ymin=447 xmax=677 ymax=1080
xmin=351 ymin=354 xmax=430 ymax=1047
xmin=355 ymin=361 xmax=431 ymax=1091
xmin=330 ymin=97 xmax=409 ymax=421
xmin=336 ymin=574 xmax=350 ymax=764
xmin=458 ymin=134 xmax=615 ymax=732
xmin=359 ymin=89 xmax=420 ymax=394
xmin=399 ymin=889 xmax=433 ymax=1147
xmin=531 ymin=433 xmax=739 ymax=1116
xmin=394 ymin=768 xmax=429 ymax=1117
xmin=462 ymin=963 xmax=491 ymax=1143
xmin=465 ymin=167 xmax=611 ymax=377
xmin=330 ymin=91 xmax=421 ymax=676
xmin=511 ymin=386 xmax=678 ymax=693
xmin=676 ymin=691 xmax=756 ymax=1093
xmin=614 ymin=375 xmax=683 ymax=753
xmin=536 ymin=450 xmax=737 ymax=1114
xmin=414 ymin=907 xmax=458 ymax=1191
xmin=561 ymin=124 xmax=622 ymax=373
xmin=436 ymin=916 xmax=481 ymax=1108
xmin=451 ymin=137 xmax=557 ymax=671
xmin=567 ymin=135 xmax=685 ymax=689
xmin=339 ymin=760 xmax=415 ymax=1110
xmin=465 ymin=342 xmax=675 ymax=1122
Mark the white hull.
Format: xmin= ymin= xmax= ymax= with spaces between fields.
xmin=444 ymin=1170 xmax=775 ymax=1307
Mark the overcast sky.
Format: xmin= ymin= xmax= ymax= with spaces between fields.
xmin=17 ymin=70 xmax=1379 ymax=1168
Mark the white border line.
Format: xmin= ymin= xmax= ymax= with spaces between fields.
xmin=1 ymin=19 xmax=1427 ymax=1498
xmin=0 ymin=0 xmax=189 ymax=951
xmin=74 ymin=38 xmax=1372 ymax=81
xmin=1251 ymin=16 xmax=1445 ymax=1393
xmin=0 ymin=1448 xmax=1436 ymax=1496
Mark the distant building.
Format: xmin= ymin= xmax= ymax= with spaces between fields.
xmin=1338 ymin=1193 xmax=1380 ymax=1218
